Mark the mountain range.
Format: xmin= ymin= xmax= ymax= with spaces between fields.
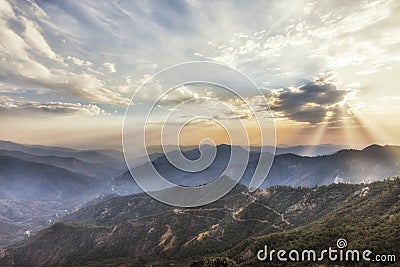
xmin=113 ymin=144 xmax=400 ymax=195
xmin=1 ymin=178 xmax=398 ymax=266
xmin=0 ymin=140 xmax=399 ymax=251
xmin=146 ymin=144 xmax=348 ymax=157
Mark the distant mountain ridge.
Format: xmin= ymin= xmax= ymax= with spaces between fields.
xmin=0 ymin=150 xmax=114 ymax=178
xmin=250 ymin=144 xmax=349 ymax=156
xmin=0 ymin=140 xmax=125 ymax=167
xmin=112 ymin=144 xmax=400 ymax=195
xmin=146 ymin=143 xmax=348 ymax=157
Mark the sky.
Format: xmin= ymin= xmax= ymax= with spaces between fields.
xmin=0 ymin=0 xmax=399 ymax=150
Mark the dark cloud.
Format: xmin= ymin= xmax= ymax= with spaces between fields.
xmin=287 ymin=105 xmax=327 ymax=124
xmin=269 ymin=80 xmax=347 ymax=124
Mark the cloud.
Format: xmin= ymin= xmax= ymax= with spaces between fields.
xmin=20 ymin=16 xmax=64 ymax=63
xmin=0 ymin=83 xmax=20 ymax=93
xmin=0 ymin=96 xmax=107 ymax=116
xmin=67 ymin=56 xmax=94 ymax=67
xmin=0 ymin=0 xmax=129 ymax=105
xmin=357 ymin=69 xmax=380 ymax=76
xmin=103 ymin=62 xmax=116 ymax=73
xmin=269 ymin=75 xmax=349 ymax=124
xmin=160 ymin=84 xmax=213 ymax=104
xmin=193 ymin=0 xmax=400 ymax=93
xmin=0 ymin=0 xmax=398 ymax=137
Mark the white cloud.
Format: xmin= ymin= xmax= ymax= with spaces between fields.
xmin=0 ymin=0 xmax=128 ymax=105
xmin=0 ymin=0 xmax=14 ymax=18
xmin=67 ymin=56 xmax=94 ymax=67
xmin=0 ymin=95 xmax=107 ymax=116
xmin=357 ymin=69 xmax=380 ymax=76
xmin=0 ymin=83 xmax=19 ymax=93
xmin=20 ymin=17 xmax=64 ymax=63
xmin=161 ymin=85 xmax=202 ymax=103
xmin=103 ymin=62 xmax=116 ymax=73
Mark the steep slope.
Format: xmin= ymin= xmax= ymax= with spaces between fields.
xmin=1 ymin=178 xmax=398 ymax=266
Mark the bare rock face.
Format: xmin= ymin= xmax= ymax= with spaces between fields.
xmin=190 ymin=257 xmax=237 ymax=267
